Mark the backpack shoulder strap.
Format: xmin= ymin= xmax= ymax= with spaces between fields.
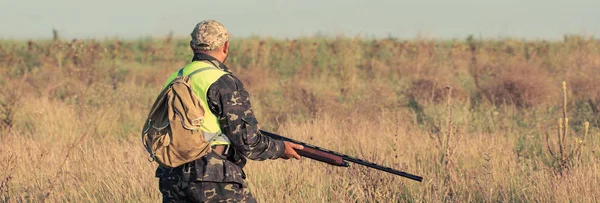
xmin=177 ymin=61 xmax=227 ymax=80
xmin=188 ymin=67 xmax=218 ymax=78
xmin=174 ymin=66 xmax=215 ymax=79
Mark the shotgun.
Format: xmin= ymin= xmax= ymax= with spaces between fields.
xmin=260 ymin=130 xmax=423 ymax=182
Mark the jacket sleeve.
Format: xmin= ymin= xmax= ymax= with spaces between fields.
xmin=206 ymin=74 xmax=285 ymax=160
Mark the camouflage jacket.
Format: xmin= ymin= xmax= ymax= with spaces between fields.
xmin=156 ymin=53 xmax=285 ymax=186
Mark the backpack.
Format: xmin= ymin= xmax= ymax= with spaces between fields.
xmin=141 ymin=67 xmax=216 ymax=168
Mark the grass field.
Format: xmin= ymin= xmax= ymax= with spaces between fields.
xmin=0 ymin=35 xmax=599 ymax=202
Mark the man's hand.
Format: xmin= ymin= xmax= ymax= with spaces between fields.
xmin=282 ymin=141 xmax=304 ymax=160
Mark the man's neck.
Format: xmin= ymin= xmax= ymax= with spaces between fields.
xmin=192 ymin=53 xmax=230 ymax=72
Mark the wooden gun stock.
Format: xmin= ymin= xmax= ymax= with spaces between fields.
xmin=297 ymin=146 xmax=349 ymax=167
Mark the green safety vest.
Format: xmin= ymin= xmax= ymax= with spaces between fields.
xmin=162 ymin=61 xmax=230 ymax=146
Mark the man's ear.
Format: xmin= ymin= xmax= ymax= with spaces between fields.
xmin=222 ymin=41 xmax=229 ymax=55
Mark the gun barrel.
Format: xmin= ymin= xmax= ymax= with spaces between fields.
xmin=260 ymin=130 xmax=423 ymax=182
xmin=343 ymin=156 xmax=423 ymax=182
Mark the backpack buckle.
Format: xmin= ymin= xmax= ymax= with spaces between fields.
xmin=223 ymin=144 xmax=231 ymax=156
xmin=148 ymin=154 xmax=156 ymax=162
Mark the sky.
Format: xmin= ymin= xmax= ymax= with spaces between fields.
xmin=1 ymin=0 xmax=599 ymax=41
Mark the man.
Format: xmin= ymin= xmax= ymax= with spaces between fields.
xmin=156 ymin=19 xmax=304 ymax=202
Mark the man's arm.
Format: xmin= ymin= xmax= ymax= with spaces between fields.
xmin=207 ymin=74 xmax=300 ymax=160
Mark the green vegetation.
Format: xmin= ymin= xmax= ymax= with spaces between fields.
xmin=0 ymin=35 xmax=598 ymax=202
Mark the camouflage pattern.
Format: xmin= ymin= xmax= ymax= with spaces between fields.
xmin=207 ymin=76 xmax=285 ymax=161
xmin=159 ymin=180 xmax=256 ymax=203
xmin=190 ymin=20 xmax=231 ymax=51
xmin=198 ymin=52 xmax=284 ymax=161
xmin=156 ymin=53 xmax=285 ymax=202
xmin=157 ymin=151 xmax=256 ymax=203
xmin=198 ymin=52 xmax=285 ymax=161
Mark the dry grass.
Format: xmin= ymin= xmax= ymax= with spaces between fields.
xmin=0 ymin=35 xmax=599 ymax=202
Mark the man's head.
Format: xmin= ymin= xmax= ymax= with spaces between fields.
xmin=190 ymin=19 xmax=231 ymax=62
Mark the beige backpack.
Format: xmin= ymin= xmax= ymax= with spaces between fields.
xmin=141 ymin=67 xmax=215 ymax=168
